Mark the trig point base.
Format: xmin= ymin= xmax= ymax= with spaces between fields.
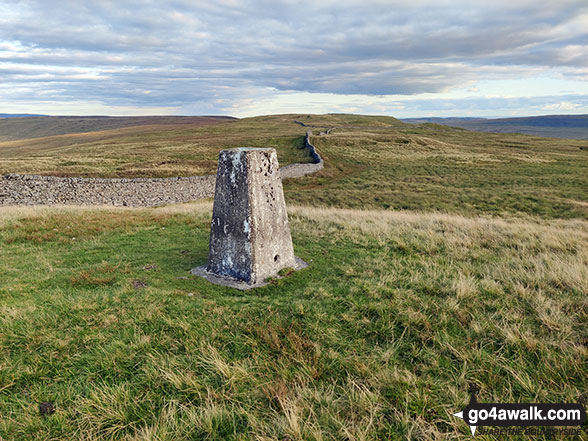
xmin=192 ymin=147 xmax=307 ymax=290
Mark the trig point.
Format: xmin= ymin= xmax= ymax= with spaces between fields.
xmin=192 ymin=147 xmax=306 ymax=289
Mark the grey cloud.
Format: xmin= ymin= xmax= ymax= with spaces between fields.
xmin=0 ymin=0 xmax=587 ymax=112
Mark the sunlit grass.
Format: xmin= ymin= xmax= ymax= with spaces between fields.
xmin=284 ymin=125 xmax=588 ymax=219
xmin=1 ymin=114 xmax=586 ymax=219
xmin=0 ymin=203 xmax=586 ymax=440
xmin=1 ymin=114 xmax=587 ymax=439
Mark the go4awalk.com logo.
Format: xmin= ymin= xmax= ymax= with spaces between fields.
xmin=452 ymin=385 xmax=586 ymax=436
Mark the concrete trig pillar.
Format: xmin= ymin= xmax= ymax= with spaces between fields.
xmin=192 ymin=147 xmax=306 ymax=289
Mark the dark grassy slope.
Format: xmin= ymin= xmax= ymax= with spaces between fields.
xmin=0 ymin=115 xmax=235 ymax=142
xmin=402 ymin=114 xmax=588 ymax=139
xmin=0 ymin=115 xmax=314 ymax=177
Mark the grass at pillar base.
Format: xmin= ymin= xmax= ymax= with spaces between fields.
xmin=191 ymin=257 xmax=308 ymax=290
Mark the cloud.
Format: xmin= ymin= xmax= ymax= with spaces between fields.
xmin=0 ymin=0 xmax=587 ymax=114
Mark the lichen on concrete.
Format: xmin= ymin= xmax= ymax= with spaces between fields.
xmin=193 ymin=147 xmax=306 ymax=289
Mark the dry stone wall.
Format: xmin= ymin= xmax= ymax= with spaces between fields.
xmin=0 ymin=129 xmax=324 ymax=207
xmin=0 ymin=174 xmax=216 ymax=207
xmin=279 ymin=130 xmax=324 ymax=179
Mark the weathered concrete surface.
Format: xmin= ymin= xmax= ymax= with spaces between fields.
xmin=192 ymin=257 xmax=307 ymax=290
xmin=193 ymin=147 xmax=305 ymax=289
xmin=206 ymin=148 xmax=253 ymax=282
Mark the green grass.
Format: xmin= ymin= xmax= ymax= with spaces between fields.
xmin=0 ymin=115 xmax=315 ymax=178
xmin=1 ymin=114 xmax=587 ymax=440
xmin=2 ymin=113 xmax=585 ymax=219
xmin=0 ymin=204 xmax=586 ymax=440
xmin=283 ymin=123 xmax=588 ymax=219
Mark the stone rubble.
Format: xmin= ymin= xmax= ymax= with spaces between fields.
xmin=0 ymin=173 xmax=216 ymax=207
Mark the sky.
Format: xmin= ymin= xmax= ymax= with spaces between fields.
xmin=1 ymin=0 xmax=587 ymax=118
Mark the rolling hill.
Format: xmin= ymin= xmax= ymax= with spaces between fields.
xmin=0 ymin=113 xmax=48 ymax=118
xmin=0 ymin=113 xmax=587 ymax=440
xmin=402 ymin=114 xmax=588 ymax=139
xmin=0 ymin=115 xmax=235 ymax=142
xmin=1 ymin=113 xmax=586 ymax=218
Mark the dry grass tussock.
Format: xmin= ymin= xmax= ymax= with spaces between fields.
xmin=288 ymin=205 xmax=588 ymax=242
xmin=289 ymin=205 xmax=588 ymax=296
xmin=2 ymin=201 xmax=586 ymax=256
xmin=0 ymin=202 xmax=215 ymax=244
xmin=3 ymin=201 xmax=584 ymax=227
xmin=4 ymin=202 xmax=586 ymax=303
xmin=0 ymin=201 xmax=214 ymax=226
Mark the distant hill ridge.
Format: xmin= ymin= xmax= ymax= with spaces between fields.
xmin=402 ymin=114 xmax=588 ymax=139
xmin=0 ymin=113 xmax=48 ymax=118
xmin=3 ymin=112 xmax=587 ymax=141
xmin=0 ymin=115 xmax=236 ymax=141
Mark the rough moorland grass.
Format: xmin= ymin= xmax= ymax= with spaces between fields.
xmin=0 ymin=204 xmax=586 ymax=440
xmin=1 ymin=114 xmax=587 ymax=219
xmin=284 ymin=125 xmax=588 ymax=219
xmin=0 ymin=116 xmax=314 ymax=178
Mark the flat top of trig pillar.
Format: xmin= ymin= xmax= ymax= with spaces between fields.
xmin=223 ymin=147 xmax=276 ymax=153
